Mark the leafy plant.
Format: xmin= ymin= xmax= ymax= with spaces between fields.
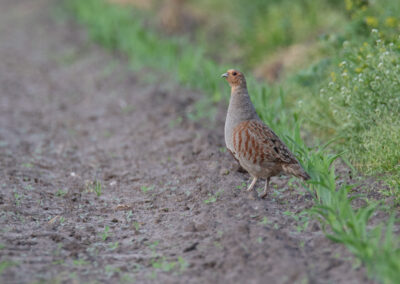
xmin=93 ymin=180 xmax=102 ymax=197
xmin=109 ymin=242 xmax=119 ymax=251
xmin=141 ymin=185 xmax=154 ymax=194
xmin=56 ymin=189 xmax=67 ymax=197
xmin=86 ymin=180 xmax=103 ymax=196
xmin=0 ymin=260 xmax=18 ymax=275
xmin=204 ymin=190 xmax=223 ymax=204
xmin=101 ymin=226 xmax=110 ymax=241
xmin=303 ymin=31 xmax=400 ymax=180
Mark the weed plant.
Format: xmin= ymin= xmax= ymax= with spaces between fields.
xmin=296 ymin=31 xmax=400 ymax=191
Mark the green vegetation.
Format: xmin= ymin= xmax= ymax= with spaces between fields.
xmin=140 ymin=185 xmax=154 ymax=193
xmin=294 ymin=134 xmax=400 ymax=283
xmin=302 ymin=33 xmax=400 ymax=179
xmin=151 ymin=256 xmax=188 ymax=273
xmin=0 ymin=260 xmax=18 ymax=275
xmin=86 ymin=180 xmax=102 ymax=197
xmin=101 ymin=225 xmax=110 ymax=241
xmin=67 ymin=0 xmax=400 ymax=283
xmin=56 ymin=189 xmax=67 ymax=197
xmin=189 ymin=0 xmax=346 ymax=67
xmin=193 ymin=0 xmax=400 ymax=184
xmin=204 ymin=190 xmax=224 ymax=204
xmin=67 ymin=0 xmax=225 ymax=106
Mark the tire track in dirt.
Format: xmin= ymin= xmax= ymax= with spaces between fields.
xmin=0 ymin=0 xmax=374 ymax=283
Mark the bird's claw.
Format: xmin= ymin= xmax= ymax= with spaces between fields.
xmin=259 ymin=191 xmax=268 ymax=199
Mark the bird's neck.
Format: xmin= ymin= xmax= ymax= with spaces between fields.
xmin=224 ymin=85 xmax=259 ymax=151
xmin=227 ymin=86 xmax=259 ymax=125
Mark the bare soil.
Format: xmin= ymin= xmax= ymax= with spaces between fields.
xmin=0 ymin=1 xmax=375 ymax=283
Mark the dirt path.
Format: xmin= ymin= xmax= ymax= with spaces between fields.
xmin=0 ymin=1 xmax=374 ymax=283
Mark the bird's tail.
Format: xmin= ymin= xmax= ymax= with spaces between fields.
xmin=283 ymin=163 xmax=310 ymax=181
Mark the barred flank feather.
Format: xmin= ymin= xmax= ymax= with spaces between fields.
xmin=282 ymin=164 xmax=310 ymax=180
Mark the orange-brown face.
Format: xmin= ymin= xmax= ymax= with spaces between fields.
xmin=221 ymin=69 xmax=246 ymax=88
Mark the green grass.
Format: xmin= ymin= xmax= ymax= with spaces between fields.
xmin=140 ymin=185 xmax=154 ymax=194
xmin=93 ymin=180 xmax=102 ymax=197
xmin=67 ymin=0 xmax=400 ymax=283
xmin=204 ymin=190 xmax=223 ymax=204
xmin=287 ymin=1 xmax=400 ymax=187
xmin=288 ymin=31 xmax=400 ymax=195
xmin=290 ymin=127 xmax=400 ymax=283
xmin=188 ymin=0 xmax=400 ymax=184
xmin=0 ymin=260 xmax=18 ymax=279
xmin=66 ymin=0 xmax=227 ymax=108
xmin=101 ymin=225 xmax=110 ymax=241
xmin=195 ymin=0 xmax=346 ymax=67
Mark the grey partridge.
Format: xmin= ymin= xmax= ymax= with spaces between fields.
xmin=222 ymin=69 xmax=310 ymax=198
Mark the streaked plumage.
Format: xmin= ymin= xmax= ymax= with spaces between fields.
xmin=222 ymin=69 xmax=310 ymax=198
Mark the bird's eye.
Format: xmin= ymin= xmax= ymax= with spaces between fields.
xmin=233 ymin=72 xmax=237 ymax=76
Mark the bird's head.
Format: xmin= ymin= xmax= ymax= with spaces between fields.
xmin=221 ymin=69 xmax=246 ymax=89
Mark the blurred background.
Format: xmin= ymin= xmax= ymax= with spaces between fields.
xmin=109 ymin=0 xmax=399 ymax=82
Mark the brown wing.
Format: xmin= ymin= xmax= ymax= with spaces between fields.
xmin=232 ymin=120 xmax=298 ymax=165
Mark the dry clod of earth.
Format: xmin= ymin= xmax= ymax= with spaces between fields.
xmin=222 ymin=69 xmax=310 ymax=199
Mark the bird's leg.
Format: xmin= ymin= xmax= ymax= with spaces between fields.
xmin=246 ymin=177 xmax=257 ymax=192
xmin=259 ymin=177 xmax=270 ymax=199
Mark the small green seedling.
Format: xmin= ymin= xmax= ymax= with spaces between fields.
xmin=141 ymin=185 xmax=154 ymax=193
xmin=56 ymin=189 xmax=67 ymax=197
xmin=236 ymin=182 xmax=247 ymax=190
xmin=204 ymin=190 xmax=224 ymax=204
xmin=109 ymin=242 xmax=119 ymax=250
xmin=93 ymin=180 xmax=102 ymax=197
xmin=101 ymin=226 xmax=110 ymax=241
xmin=14 ymin=192 xmax=21 ymax=206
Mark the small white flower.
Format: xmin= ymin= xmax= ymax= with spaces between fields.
xmin=342 ymin=72 xmax=348 ymax=77
xmin=376 ymin=39 xmax=382 ymax=43
xmin=371 ymin=29 xmax=378 ymax=33
xmin=375 ymin=76 xmax=380 ymax=80
xmin=329 ymin=82 xmax=334 ymax=86
xmin=359 ymin=78 xmax=364 ymax=82
xmin=329 ymin=96 xmax=334 ymax=102
xmin=378 ymin=62 xmax=383 ymax=68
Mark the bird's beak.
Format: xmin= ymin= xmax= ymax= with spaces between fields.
xmin=221 ymin=72 xmax=228 ymax=78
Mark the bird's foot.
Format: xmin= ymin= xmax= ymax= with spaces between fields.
xmin=246 ymin=177 xmax=257 ymax=192
xmin=258 ymin=190 xmax=268 ymax=199
xmin=259 ymin=177 xmax=270 ymax=199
